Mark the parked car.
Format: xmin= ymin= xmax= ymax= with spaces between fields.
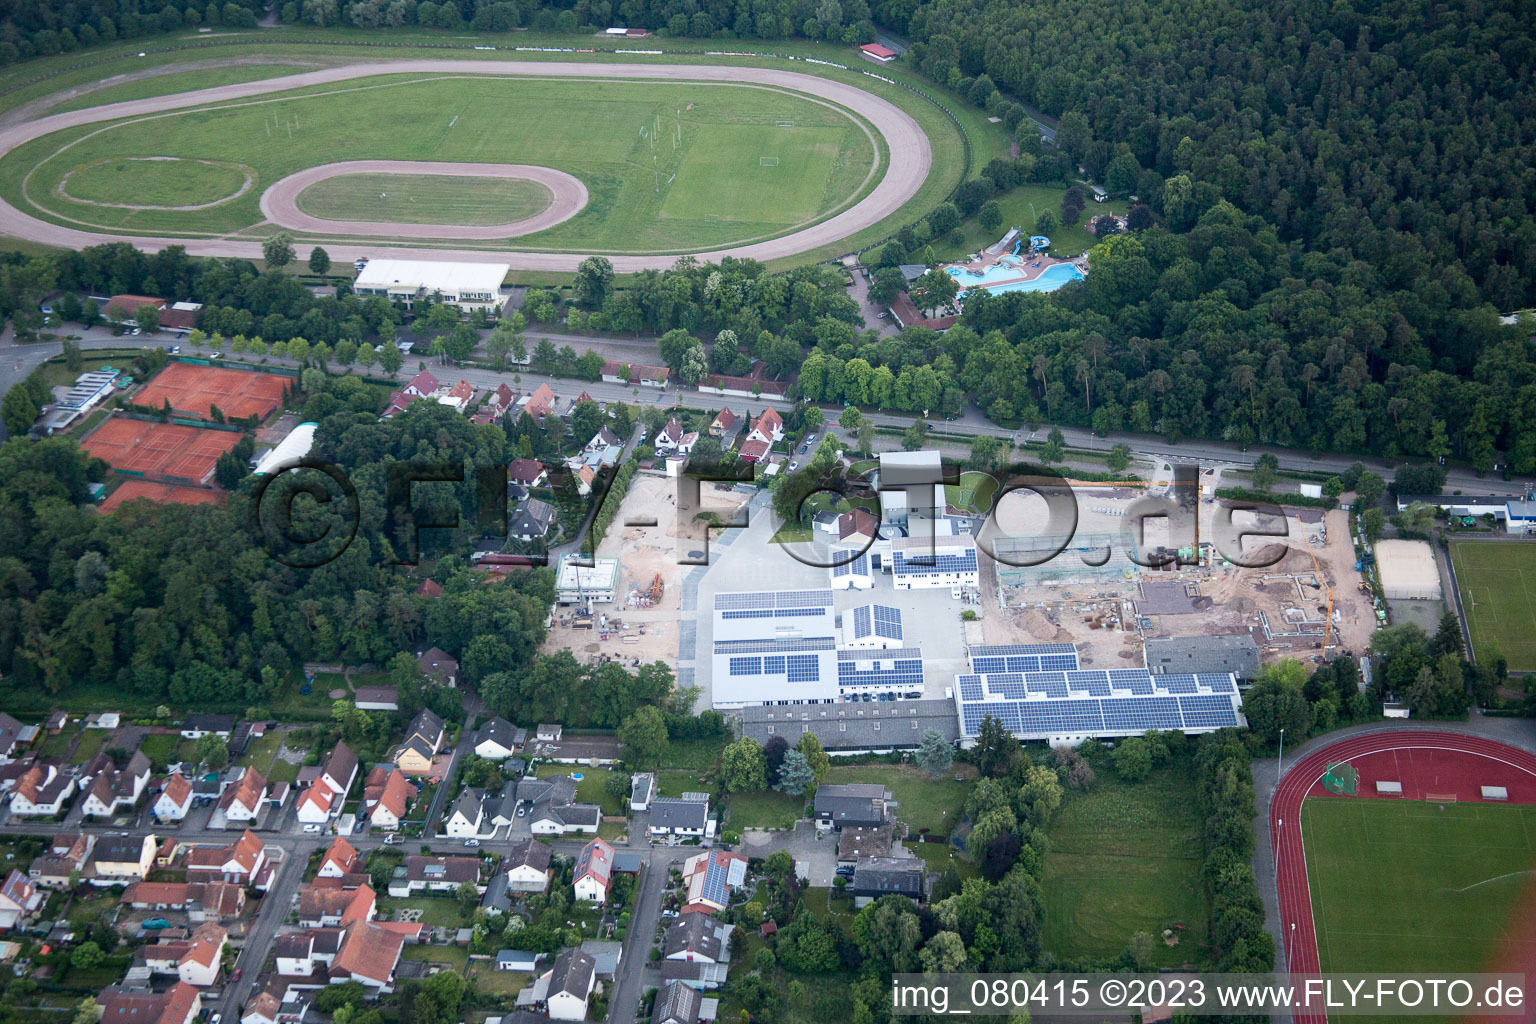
xmin=384 ymin=834 xmax=400 ymax=844
xmin=302 ymin=824 xmax=320 ymax=834
xmin=210 ymin=1015 xmax=221 ymax=1024
xmin=463 ymin=839 xmax=480 ymax=847
xmin=516 ymin=804 xmax=527 ymax=817
xmin=210 ymin=351 xmax=223 ymax=359
xmin=232 ymin=968 xmax=241 ymax=981
xmin=168 ymin=346 xmax=180 ymax=354
xmin=789 ymin=461 xmax=799 ymax=471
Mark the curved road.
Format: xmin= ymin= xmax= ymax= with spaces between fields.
xmin=1269 ymin=729 xmax=1536 ymax=1023
xmin=259 ymin=159 xmax=588 ymax=239
xmin=0 ymin=59 xmax=932 ymax=271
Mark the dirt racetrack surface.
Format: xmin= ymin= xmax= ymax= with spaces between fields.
xmin=259 ymin=160 xmax=588 ymax=239
xmin=0 ymin=59 xmax=933 ymax=270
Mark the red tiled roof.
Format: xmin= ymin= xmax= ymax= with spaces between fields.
xmin=332 ymin=920 xmax=403 ymax=985
xmin=320 ymin=837 xmax=359 ymax=875
xmin=160 ymin=772 xmax=192 ymax=808
xmin=738 ymin=438 xmax=771 ymax=462
xmin=508 ymin=457 xmax=546 ymax=484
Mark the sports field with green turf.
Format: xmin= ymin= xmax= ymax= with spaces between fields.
xmin=1448 ymin=539 xmax=1536 ymax=670
xmin=295 ymin=172 xmax=552 ymax=226
xmin=1041 ymin=760 xmax=1208 ymax=967
xmin=1303 ymin=798 xmax=1536 ymax=978
xmin=2 ymin=75 xmax=879 ymax=253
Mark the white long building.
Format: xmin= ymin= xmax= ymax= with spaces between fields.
xmin=352 ymin=259 xmax=508 ymax=314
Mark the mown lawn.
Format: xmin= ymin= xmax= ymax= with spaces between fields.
xmin=823 ymin=764 xmax=974 ymax=837
xmin=535 ymin=763 xmax=625 ymax=816
xmin=929 ymin=183 xmax=1132 ymax=262
xmin=139 ymin=733 xmax=180 ymax=770
xmin=67 ymin=728 xmax=108 ymax=765
xmin=1040 ymin=759 xmax=1207 ymax=967
xmin=379 ymin=896 xmax=473 ymax=929
xmin=726 ymin=790 xmax=804 ymax=831
xmin=662 ymin=736 xmax=727 ymax=773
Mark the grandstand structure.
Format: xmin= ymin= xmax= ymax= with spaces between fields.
xmin=953 ymin=643 xmax=1244 ymax=746
xmin=710 ymin=590 xmax=927 ymax=708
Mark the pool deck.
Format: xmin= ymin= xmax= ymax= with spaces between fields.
xmin=942 ymin=249 xmax=1088 ymax=295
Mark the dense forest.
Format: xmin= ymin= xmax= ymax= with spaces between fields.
xmin=0 ymin=0 xmax=261 ymax=65
xmin=871 ymin=0 xmax=1536 ymax=466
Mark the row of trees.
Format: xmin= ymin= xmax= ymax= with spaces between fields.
xmin=0 ymin=0 xmax=260 ymax=67
xmin=1192 ymin=730 xmax=1275 ymax=974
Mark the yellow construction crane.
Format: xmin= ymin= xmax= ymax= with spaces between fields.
xmin=1303 ymin=534 xmax=1335 ymax=648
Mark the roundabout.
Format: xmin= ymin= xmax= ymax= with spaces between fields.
xmin=0 ymin=59 xmax=936 ymax=270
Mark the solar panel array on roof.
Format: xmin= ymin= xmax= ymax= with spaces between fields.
xmin=715 ymin=590 xmax=835 ymax=611
xmin=892 ymin=546 xmax=979 ymax=575
xmin=873 ymin=605 xmax=903 ymax=639
xmin=786 ymin=655 xmax=821 ymax=683
xmin=970 ymin=643 xmax=1079 ymax=658
xmin=1160 ymin=675 xmax=1200 ymax=694
xmin=852 ymin=605 xmax=872 ymax=637
xmin=720 ymin=607 xmax=830 ymax=620
xmin=1178 ymin=694 xmax=1241 ymax=729
xmin=1100 ymin=696 xmax=1184 ymax=731
xmin=715 ymin=637 xmax=836 ymax=654
xmin=957 ymin=675 xmax=984 ymax=701
xmin=832 ymin=553 xmax=871 ymax=578
xmin=837 ymin=654 xmax=924 ymax=690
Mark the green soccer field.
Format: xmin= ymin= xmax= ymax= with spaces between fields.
xmin=1 ymin=75 xmax=879 ymax=253
xmin=295 ymin=172 xmax=553 ymax=226
xmin=1302 ymin=798 xmax=1536 ymax=979
xmin=1448 ymin=540 xmax=1536 ymax=670
xmin=1040 ymin=762 xmax=1209 ymax=967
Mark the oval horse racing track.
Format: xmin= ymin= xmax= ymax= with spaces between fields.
xmin=0 ymin=59 xmax=933 ymax=271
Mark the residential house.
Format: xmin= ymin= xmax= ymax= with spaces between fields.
xmin=541 ymin=947 xmax=596 ymax=1021
xmin=580 ymin=940 xmax=622 ymax=981
xmin=417 ymin=648 xmax=459 ymax=688
xmin=508 ymin=495 xmax=556 ymax=543
xmin=152 ymin=776 xmax=193 ymax=822
xmin=518 ymin=775 xmax=600 ymax=836
xmin=649 ymin=795 xmax=710 ymax=838
xmin=363 ymin=766 xmax=417 ymax=831
xmin=139 ymin=922 xmax=226 ymax=986
xmin=656 ymin=418 xmax=684 ymax=453
xmin=488 ymin=780 xmax=522 ymax=829
xmin=473 ymin=717 xmax=520 ymax=759
xmin=180 ymin=714 xmax=235 ymax=740
xmin=0 ymin=714 xmax=33 ymax=759
xmin=388 ymin=856 xmax=482 ymax=898
xmin=86 ymin=833 xmax=157 ymax=886
xmin=10 ymin=761 xmax=73 ymax=817
xmin=708 ymin=407 xmax=740 ymax=442
xmin=240 ymin=992 xmax=280 ymax=1024
xmin=836 ymin=824 xmax=896 ymax=867
xmin=663 ymin=914 xmax=732 ymax=964
xmin=80 ymin=751 xmax=152 ymax=817
xmin=402 ymin=369 xmax=441 ymax=399
xmin=629 ymin=773 xmax=655 ymax=813
xmin=438 ymin=379 xmax=474 ymax=413
xmin=574 ymin=464 xmax=597 ymax=497
xmin=317 ymin=837 xmax=361 ymax=880
xmin=737 ymin=437 xmax=772 ymax=464
xmin=97 ymin=982 xmax=201 ymax=1024
xmin=659 ymin=959 xmax=729 ymax=991
xmin=837 ymin=508 xmax=879 ymax=546
xmin=653 ymin=981 xmax=704 ymax=1024
xmin=745 ymin=408 xmax=783 ymax=445
xmin=393 ymin=709 xmax=446 ymax=775
xmin=0 ymin=870 xmax=42 ymax=930
xmin=353 ymin=686 xmax=399 ymax=711
xmin=321 ymin=742 xmax=359 ymax=798
xmin=488 ymin=383 xmax=519 ymax=414
xmin=217 ymin=767 xmax=267 ymax=823
xmin=679 ymin=851 xmax=747 ymax=914
xmin=572 ymin=838 xmax=614 ymax=903
xmin=504 ymin=838 xmax=553 ymax=893
xmin=294 ymin=784 xmax=336 ymax=824
xmin=508 ymin=458 xmax=548 ymax=488
xmin=122 ymin=881 xmax=245 ymax=923
xmin=444 ymin=789 xmax=488 ymax=838
xmin=585 ymin=426 xmax=621 ymax=453
xmin=850 ymin=857 xmax=924 ymax=907
xmin=600 ymin=360 xmax=668 ymax=387
xmin=28 ymin=833 xmax=93 ymax=888
xmin=298 ymin=884 xmax=376 ymax=929
xmin=185 ymin=830 xmax=270 ymax=888
xmin=276 ymin=919 xmax=406 ymax=994
xmin=813 ymin=783 xmax=888 ymax=829
xmin=677 ymin=430 xmax=699 ymax=455
xmin=298 ymin=742 xmax=358 ymax=823
xmin=522 ymin=384 xmax=557 ymax=421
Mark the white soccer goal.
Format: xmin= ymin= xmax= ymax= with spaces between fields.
xmin=760 ymin=156 xmax=779 ymax=167
xmin=776 ymin=120 xmax=794 ymax=127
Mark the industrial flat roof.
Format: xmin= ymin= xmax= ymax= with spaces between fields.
xmin=354 ymin=259 xmax=509 ymax=294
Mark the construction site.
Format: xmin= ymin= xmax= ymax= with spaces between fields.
xmin=542 ymin=471 xmax=752 ymax=666
xmin=974 ymin=483 xmax=1374 ymax=672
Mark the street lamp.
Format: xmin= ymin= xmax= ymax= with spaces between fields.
xmin=1277 ymin=727 xmax=1285 ymax=778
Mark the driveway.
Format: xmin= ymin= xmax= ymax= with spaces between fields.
xmin=737 ymin=820 xmax=837 ymax=886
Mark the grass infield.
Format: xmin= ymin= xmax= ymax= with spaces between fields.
xmin=1448 ymin=539 xmax=1536 ymax=670
xmin=295 ymin=171 xmax=553 ymax=226
xmin=6 ymin=75 xmax=878 ymax=253
xmin=1302 ymin=798 xmax=1536 ymax=986
xmin=62 ymin=156 xmax=249 ymax=208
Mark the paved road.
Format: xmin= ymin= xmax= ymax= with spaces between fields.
xmin=219 ymin=843 xmax=307 ymax=1018
xmin=0 ymin=59 xmax=931 ymax=272
xmin=4 ymin=324 xmax=1529 ymax=497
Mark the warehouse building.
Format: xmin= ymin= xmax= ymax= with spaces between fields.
xmin=889 ymin=535 xmax=979 ymax=590
xmin=352 ymin=259 xmax=508 ymax=314
xmin=739 ymin=699 xmax=958 ymax=754
xmin=555 ymin=555 xmax=619 ymax=606
xmin=711 ymin=590 xmax=841 ymax=707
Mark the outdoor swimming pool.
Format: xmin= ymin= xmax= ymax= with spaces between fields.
xmin=947 ymin=260 xmax=1085 ymax=295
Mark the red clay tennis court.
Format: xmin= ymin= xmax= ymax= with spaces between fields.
xmin=99 ymin=479 xmax=227 ymax=512
xmin=82 ymin=417 xmax=239 ymax=485
xmin=133 ymin=362 xmax=287 ymax=421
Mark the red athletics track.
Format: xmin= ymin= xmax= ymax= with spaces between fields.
xmin=1270 ymin=730 xmax=1536 ymax=1024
